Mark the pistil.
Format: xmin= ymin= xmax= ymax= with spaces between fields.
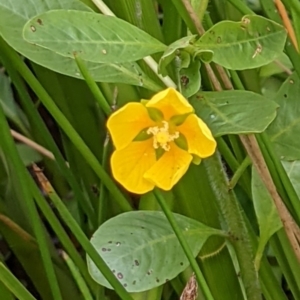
xmin=147 ymin=121 xmax=179 ymax=151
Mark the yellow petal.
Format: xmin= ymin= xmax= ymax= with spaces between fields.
xmin=144 ymin=143 xmax=192 ymax=190
xmin=146 ymin=88 xmax=193 ymax=120
xmin=107 ymin=103 xmax=155 ymax=150
xmin=111 ymin=139 xmax=156 ymax=194
xmin=177 ymin=114 xmax=216 ymax=158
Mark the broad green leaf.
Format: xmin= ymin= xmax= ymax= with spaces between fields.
xmin=87 ymin=211 xmax=223 ymax=292
xmin=23 ymin=10 xmax=166 ymax=64
xmin=158 ymin=35 xmax=196 ymax=76
xmin=252 ymin=168 xmax=282 ymax=270
xmin=0 ymin=72 xmax=28 ymax=134
xmin=0 ymin=0 xmax=161 ymax=90
xmin=195 ymin=15 xmax=287 ymax=70
xmin=282 ymin=160 xmax=300 ymax=198
xmin=190 ymin=90 xmax=278 ymax=136
xmin=180 ymin=60 xmax=201 ymax=98
xmin=267 ymin=73 xmax=300 ymax=160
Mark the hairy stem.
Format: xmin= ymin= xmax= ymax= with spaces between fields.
xmin=204 ymin=153 xmax=261 ymax=300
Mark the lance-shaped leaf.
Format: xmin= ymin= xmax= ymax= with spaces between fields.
xmin=0 ymin=0 xmax=161 ymax=90
xmin=252 ymin=168 xmax=282 ymax=270
xmin=190 ymin=90 xmax=278 ymax=136
xmin=87 ymin=211 xmax=223 ymax=292
xmin=0 ymin=72 xmax=29 ymax=134
xmin=23 ymin=10 xmax=166 ymax=64
xmin=195 ymin=15 xmax=287 ymax=70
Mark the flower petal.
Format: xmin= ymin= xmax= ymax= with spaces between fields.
xmin=111 ymin=139 xmax=156 ymax=194
xmin=146 ymin=88 xmax=193 ymax=120
xmin=107 ymin=103 xmax=155 ymax=150
xmin=144 ymin=143 xmax=192 ymax=190
xmin=177 ymin=114 xmax=216 ymax=158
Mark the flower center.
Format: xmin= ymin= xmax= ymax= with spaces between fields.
xmin=146 ymin=121 xmax=179 ymax=151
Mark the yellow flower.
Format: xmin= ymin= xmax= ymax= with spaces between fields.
xmin=107 ymin=88 xmax=216 ymax=194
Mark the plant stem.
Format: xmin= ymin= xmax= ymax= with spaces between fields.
xmin=241 ymin=135 xmax=300 ymax=264
xmin=0 ymin=37 xmax=132 ymax=213
xmin=191 ymin=0 xmax=209 ymax=22
xmin=46 ymin=183 xmax=134 ymax=300
xmin=97 ymin=133 xmax=111 ymax=226
xmin=74 ymin=56 xmax=112 ymax=116
xmin=0 ymin=103 xmax=63 ymax=300
xmin=204 ymin=153 xmax=261 ymax=300
xmin=61 ymin=251 xmax=94 ymax=300
xmin=282 ymin=0 xmax=300 ymax=15
xmin=0 ymin=40 xmax=97 ymax=225
xmin=227 ymin=0 xmax=255 ymax=15
xmin=216 ymin=137 xmax=251 ymax=197
xmin=0 ymin=263 xmax=36 ymax=300
xmin=228 ymin=156 xmax=251 ymax=190
xmin=255 ymin=0 xmax=300 ymax=78
xmin=27 ymin=168 xmax=97 ymax=293
xmin=153 ymin=189 xmax=214 ymax=300
xmin=10 ymin=129 xmax=54 ymax=160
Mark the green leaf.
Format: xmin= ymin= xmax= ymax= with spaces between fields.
xmin=0 ymin=262 xmax=35 ymax=300
xmin=267 ymin=73 xmax=300 ymax=160
xmin=190 ymin=90 xmax=278 ymax=136
xmin=0 ymin=72 xmax=28 ymax=133
xmin=193 ymin=49 xmax=213 ymax=63
xmin=87 ymin=211 xmax=222 ymax=292
xmin=259 ymin=52 xmax=293 ymax=77
xmin=179 ymin=60 xmax=201 ymax=98
xmin=251 ymin=168 xmax=282 ymax=270
xmin=158 ymin=35 xmax=196 ymax=76
xmin=0 ymin=281 xmax=14 ymax=300
xmin=179 ymin=51 xmax=191 ymax=69
xmin=173 ymin=164 xmax=245 ymax=300
xmin=16 ymin=144 xmax=42 ymax=166
xmin=282 ymin=160 xmax=300 ymax=198
xmin=23 ymin=10 xmax=166 ymax=64
xmin=195 ymin=15 xmax=287 ymax=70
xmin=0 ymin=0 xmax=161 ymax=90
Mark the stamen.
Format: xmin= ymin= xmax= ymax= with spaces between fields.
xmin=147 ymin=121 xmax=179 ymax=151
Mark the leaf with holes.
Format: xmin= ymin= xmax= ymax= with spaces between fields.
xmin=195 ymin=15 xmax=286 ymax=70
xmin=252 ymin=168 xmax=282 ymax=270
xmin=23 ymin=10 xmax=166 ymax=64
xmin=189 ymin=90 xmax=278 ymax=136
xmin=0 ymin=0 xmax=161 ymax=90
xmin=267 ymin=73 xmax=300 ymax=160
xmin=87 ymin=211 xmax=223 ymax=292
xmin=180 ymin=60 xmax=201 ymax=98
